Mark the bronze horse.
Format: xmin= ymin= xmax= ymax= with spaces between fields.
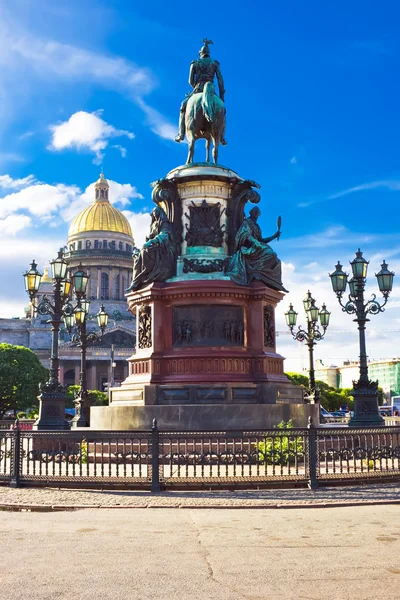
xmin=185 ymin=82 xmax=226 ymax=164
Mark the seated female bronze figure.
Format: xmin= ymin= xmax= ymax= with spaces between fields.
xmin=226 ymin=207 xmax=284 ymax=290
xmin=127 ymin=206 xmax=176 ymax=291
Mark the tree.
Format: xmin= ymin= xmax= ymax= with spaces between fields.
xmin=66 ymin=386 xmax=108 ymax=408
xmin=286 ymin=371 xmax=354 ymax=411
xmin=285 ymin=372 xmax=309 ymax=388
xmin=0 ymin=344 xmax=48 ymax=418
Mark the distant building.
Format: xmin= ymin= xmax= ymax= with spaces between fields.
xmin=0 ymin=173 xmax=136 ymax=391
xmin=314 ymin=360 xmax=340 ymax=388
xmin=315 ymin=358 xmax=400 ymax=398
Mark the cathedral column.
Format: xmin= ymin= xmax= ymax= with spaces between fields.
xmin=97 ymin=268 xmax=101 ymax=299
xmin=88 ymin=363 xmax=97 ymax=389
xmin=119 ymin=268 xmax=123 ymax=300
xmin=74 ymin=363 xmax=80 ymax=385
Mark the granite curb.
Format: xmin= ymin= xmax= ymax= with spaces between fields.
xmin=1 ymin=482 xmax=399 ymax=511
xmin=1 ymin=498 xmax=400 ymax=511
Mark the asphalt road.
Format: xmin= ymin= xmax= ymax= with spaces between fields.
xmin=1 ymin=505 xmax=400 ymax=600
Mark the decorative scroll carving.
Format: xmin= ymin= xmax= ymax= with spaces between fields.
xmin=173 ymin=305 xmax=244 ymax=347
xmin=151 ymin=178 xmax=182 ymax=256
xmin=182 ymin=257 xmax=229 ymax=274
xmin=185 ymin=200 xmax=225 ymax=247
xmin=227 ymin=180 xmax=261 ymax=256
xmin=263 ymin=305 xmax=275 ymax=348
xmin=138 ymin=305 xmax=152 ymax=349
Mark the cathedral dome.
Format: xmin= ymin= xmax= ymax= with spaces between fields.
xmin=68 ymin=173 xmax=133 ymax=237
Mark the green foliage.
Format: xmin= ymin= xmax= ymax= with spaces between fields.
xmin=285 ymin=371 xmax=354 ymax=411
xmin=66 ymin=386 xmax=108 ymax=408
xmin=0 ymin=343 xmax=48 ymax=418
xmin=88 ymin=389 xmax=108 ymax=406
xmin=80 ymin=437 xmax=88 ymax=464
xmin=258 ymin=420 xmax=304 ymax=465
xmin=26 ymin=408 xmax=38 ymax=419
xmin=285 ymin=372 xmax=309 ymax=388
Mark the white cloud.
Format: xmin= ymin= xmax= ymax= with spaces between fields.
xmin=0 ymin=174 xmax=36 ymax=189
xmin=276 ymin=246 xmax=400 ymax=374
xmin=0 ymin=152 xmax=25 ymax=164
xmin=0 ymin=182 xmax=80 ymax=219
xmin=5 ymin=32 xmax=155 ymax=96
xmin=283 ymin=226 xmax=349 ymax=250
xmin=135 ymin=97 xmax=176 ymax=141
xmin=122 ymin=210 xmax=151 ymax=247
xmin=329 ymin=180 xmax=400 ymax=200
xmin=49 ymin=110 xmax=134 ymax=163
xmin=0 ymin=214 xmax=31 ymax=235
xmin=62 ymin=180 xmax=143 ymax=222
xmin=112 ymin=144 xmax=127 ymax=158
xmin=0 ymin=15 xmax=175 ymax=142
xmin=0 ymin=173 xmax=144 ymax=235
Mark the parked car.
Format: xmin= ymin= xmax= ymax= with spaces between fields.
xmin=330 ymin=410 xmax=347 ymax=417
xmin=379 ymin=406 xmax=394 ymax=417
xmin=320 ymin=407 xmax=334 ymax=423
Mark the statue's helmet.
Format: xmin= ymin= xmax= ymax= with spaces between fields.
xmin=199 ymin=38 xmax=213 ymax=57
xmin=249 ymin=206 xmax=261 ymax=219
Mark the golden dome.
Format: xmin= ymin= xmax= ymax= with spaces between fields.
xmin=68 ymin=173 xmax=132 ymax=237
xmin=69 ymin=202 xmax=132 ymax=236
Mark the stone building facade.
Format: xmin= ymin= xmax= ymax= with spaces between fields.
xmin=0 ymin=173 xmax=136 ymax=392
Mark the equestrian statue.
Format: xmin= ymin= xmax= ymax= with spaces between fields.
xmin=175 ymin=39 xmax=227 ymax=164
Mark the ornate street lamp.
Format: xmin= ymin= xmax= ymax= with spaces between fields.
xmin=23 ymin=250 xmax=71 ymax=430
xmin=329 ymin=249 xmax=395 ymax=426
xmin=65 ymin=269 xmax=109 ymax=427
xmin=285 ymin=293 xmax=330 ymax=404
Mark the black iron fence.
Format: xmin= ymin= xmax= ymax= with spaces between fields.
xmin=1 ymin=420 xmax=400 ymax=490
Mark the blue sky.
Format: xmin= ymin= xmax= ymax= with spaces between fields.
xmin=0 ymin=0 xmax=399 ymax=371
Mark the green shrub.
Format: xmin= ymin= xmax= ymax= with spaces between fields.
xmin=80 ymin=438 xmax=88 ymax=464
xmin=26 ymin=408 xmax=38 ymax=419
xmin=258 ymin=420 xmax=304 ymax=465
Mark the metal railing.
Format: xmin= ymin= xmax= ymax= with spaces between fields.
xmin=0 ymin=420 xmax=35 ymax=430
xmin=1 ymin=420 xmax=400 ymax=490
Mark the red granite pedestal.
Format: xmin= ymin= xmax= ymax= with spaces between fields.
xmin=90 ymin=279 xmax=316 ymax=430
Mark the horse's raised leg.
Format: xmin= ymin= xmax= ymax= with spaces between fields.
xmin=205 ymin=138 xmax=211 ymax=163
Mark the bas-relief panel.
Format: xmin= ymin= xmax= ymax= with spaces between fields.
xmin=173 ymin=305 xmax=244 ymax=347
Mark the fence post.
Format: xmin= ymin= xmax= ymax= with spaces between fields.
xmin=307 ymin=417 xmax=318 ymax=490
xmin=10 ymin=419 xmax=21 ymax=489
xmin=151 ymin=418 xmax=160 ymax=493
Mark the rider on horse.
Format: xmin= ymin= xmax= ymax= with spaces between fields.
xmin=175 ymin=39 xmax=227 ymax=145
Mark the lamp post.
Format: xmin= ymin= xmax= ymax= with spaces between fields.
xmin=329 ymin=249 xmax=395 ymax=426
xmin=23 ymin=250 xmax=71 ymax=429
xmin=64 ymin=267 xmax=108 ymax=427
xmin=285 ymin=291 xmax=331 ymax=403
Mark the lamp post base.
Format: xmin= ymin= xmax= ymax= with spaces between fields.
xmin=33 ymin=392 xmax=71 ymax=430
xmin=71 ymin=394 xmax=93 ymax=428
xmin=349 ymin=382 xmax=385 ymax=427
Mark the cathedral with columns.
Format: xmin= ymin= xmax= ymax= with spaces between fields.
xmin=0 ymin=173 xmax=136 ymax=392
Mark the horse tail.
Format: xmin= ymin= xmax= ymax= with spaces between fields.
xmin=202 ymin=82 xmax=216 ymax=123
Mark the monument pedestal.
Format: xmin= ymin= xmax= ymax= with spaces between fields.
xmin=33 ymin=392 xmax=70 ymax=430
xmin=90 ymin=279 xmax=312 ymax=430
xmin=90 ymin=164 xmax=314 ymax=430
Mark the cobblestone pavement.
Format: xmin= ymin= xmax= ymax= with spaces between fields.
xmin=0 ymin=482 xmax=400 ymax=509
